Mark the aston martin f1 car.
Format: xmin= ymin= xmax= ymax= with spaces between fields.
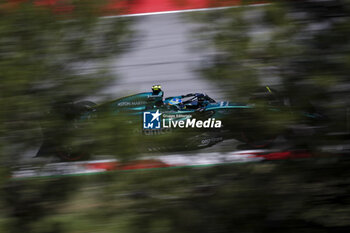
xmin=36 ymin=88 xmax=327 ymax=160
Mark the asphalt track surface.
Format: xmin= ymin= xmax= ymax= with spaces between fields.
xmin=101 ymin=13 xmax=221 ymax=100
xmin=100 ymin=5 xmax=278 ymax=101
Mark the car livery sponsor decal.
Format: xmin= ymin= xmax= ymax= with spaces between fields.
xmin=117 ymin=101 xmax=147 ymax=106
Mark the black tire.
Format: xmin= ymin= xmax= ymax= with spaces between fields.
xmin=55 ymin=146 xmax=90 ymax=161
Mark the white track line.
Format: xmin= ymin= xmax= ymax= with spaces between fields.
xmin=101 ymin=3 xmax=270 ymax=19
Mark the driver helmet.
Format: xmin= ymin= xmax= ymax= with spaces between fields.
xmin=168 ymin=97 xmax=182 ymax=105
xmin=195 ymin=93 xmax=205 ymax=102
xmin=152 ymin=85 xmax=162 ymax=94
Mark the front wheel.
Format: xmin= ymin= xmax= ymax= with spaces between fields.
xmin=239 ymin=130 xmax=278 ymax=149
xmin=55 ymin=146 xmax=90 ymax=161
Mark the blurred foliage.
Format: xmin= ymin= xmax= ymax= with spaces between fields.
xmin=103 ymin=158 xmax=350 ymax=233
xmin=188 ymin=0 xmax=350 ymax=148
xmin=0 ymin=0 xmax=133 ymax=163
xmin=1 ymin=177 xmax=81 ymax=233
xmin=0 ymin=0 xmax=134 ymax=232
xmin=6 ymin=157 xmax=348 ymax=233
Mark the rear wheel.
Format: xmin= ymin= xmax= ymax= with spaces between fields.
xmin=241 ymin=87 xmax=289 ymax=148
xmin=73 ymin=101 xmax=97 ymax=114
xmin=249 ymin=86 xmax=287 ymax=107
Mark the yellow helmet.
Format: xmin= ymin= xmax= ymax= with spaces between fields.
xmin=152 ymin=85 xmax=162 ymax=91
